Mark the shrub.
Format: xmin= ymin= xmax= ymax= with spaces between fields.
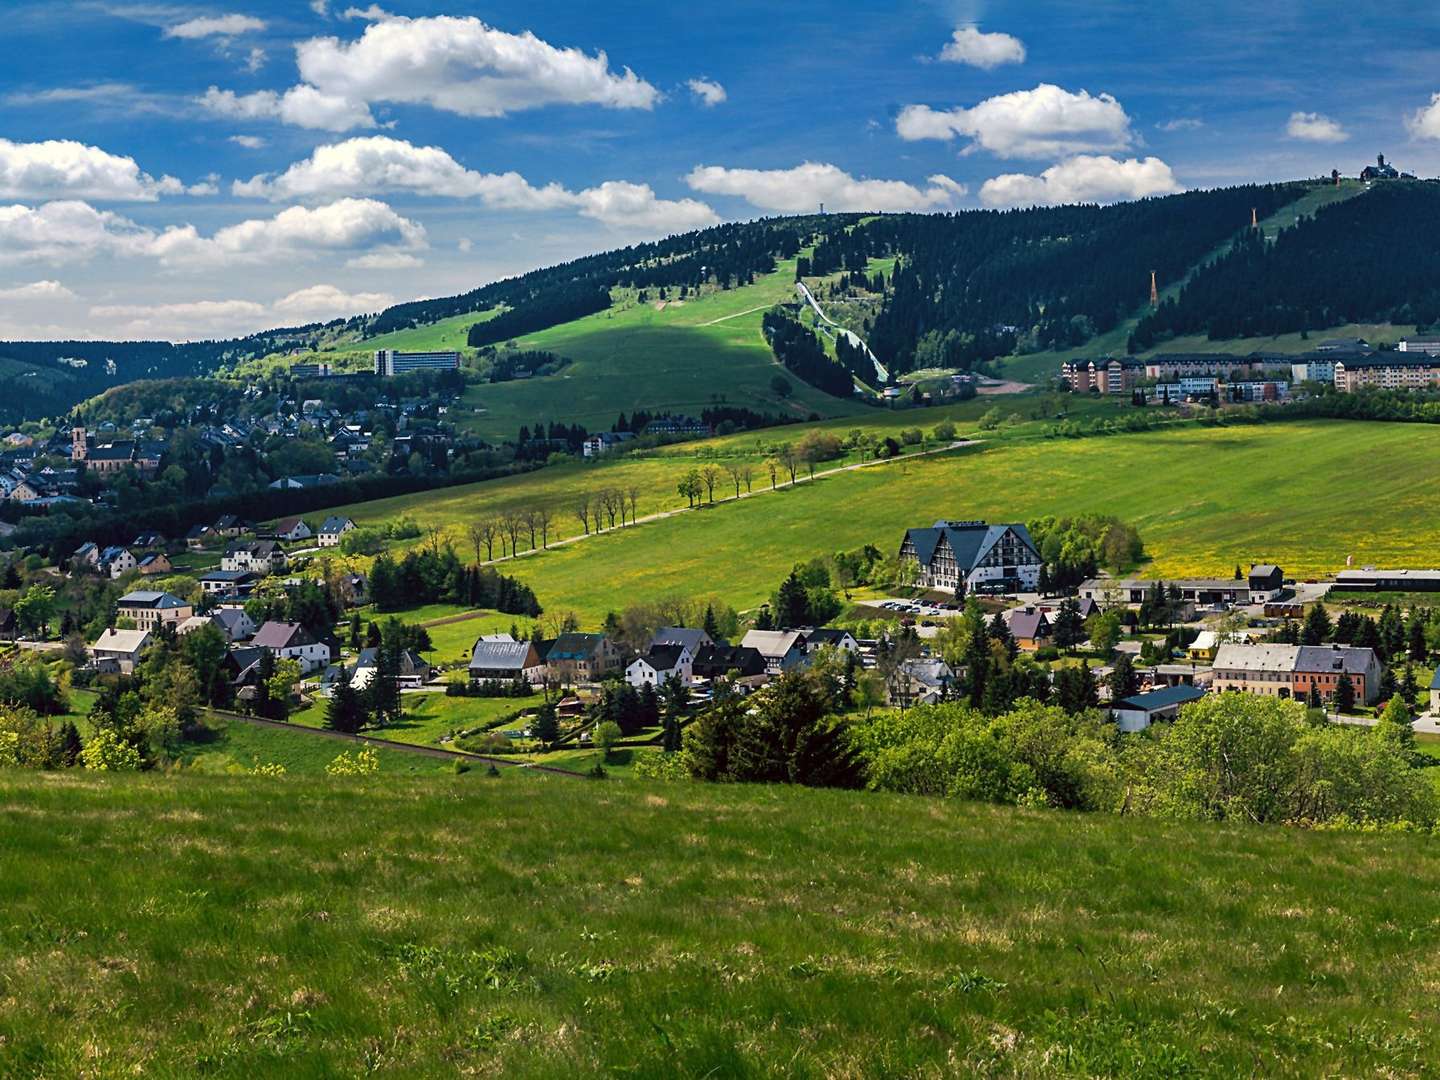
xmin=325 ymin=747 xmax=380 ymax=776
xmin=80 ymin=728 xmax=143 ymax=772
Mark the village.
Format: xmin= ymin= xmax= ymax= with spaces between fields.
xmin=6 ymin=494 xmax=1437 ymax=771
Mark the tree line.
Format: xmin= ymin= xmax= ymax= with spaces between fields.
xmin=762 ymin=310 xmax=853 ymax=398
xmin=1130 ymin=183 xmax=1440 ymax=349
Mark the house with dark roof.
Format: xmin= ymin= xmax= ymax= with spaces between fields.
xmin=895 ymin=656 xmax=955 ymax=706
xmin=803 ymin=628 xmax=860 ymax=655
xmin=899 ymin=520 xmax=1041 ymax=595
xmin=544 ymin=632 xmax=625 ymax=685
xmin=691 ymin=643 xmax=767 ymax=681
xmin=1247 ymin=564 xmax=1285 ymax=603
xmin=199 ymin=569 xmax=258 ymax=599
xmin=271 ymin=516 xmax=312 ymax=542
xmin=185 ymin=524 xmax=214 ymax=550
xmin=222 ymin=540 xmax=286 ymax=576
xmin=350 ymin=647 xmax=432 ymax=690
xmin=650 ymin=626 xmax=711 ymax=654
xmin=211 ymin=607 xmax=256 ymax=642
xmin=739 ymin=630 xmax=810 ymax=674
xmin=251 ymin=621 xmax=331 ymax=673
xmin=468 ymin=638 xmax=546 ymax=684
xmin=131 ymin=531 xmax=166 ymax=549
xmin=116 ymin=590 xmax=192 ymax=631
xmin=317 ymin=516 xmax=355 ymax=547
xmin=1110 ymin=684 xmax=1206 ymax=733
xmin=97 ymin=546 xmax=137 ymax=579
xmin=1002 ymin=607 xmax=1052 ymax=650
xmin=625 ymin=644 xmax=693 ymax=688
xmin=135 ymin=552 xmax=173 ymax=576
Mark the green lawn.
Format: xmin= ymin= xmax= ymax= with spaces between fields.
xmin=6 ymin=772 xmax=1440 ymax=1074
xmin=177 ymin=713 xmax=487 ymax=777
xmin=452 ymin=259 xmax=867 ymax=439
xmin=468 ymin=418 xmax=1440 ymax=624
xmin=363 ymin=307 xmax=499 ymax=354
xmin=287 ymin=693 xmax=530 ymax=749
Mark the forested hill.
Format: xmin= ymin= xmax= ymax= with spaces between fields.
xmin=1130 ymin=182 xmax=1440 ymax=348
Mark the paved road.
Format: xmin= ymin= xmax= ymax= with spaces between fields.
xmin=1332 ymin=712 xmax=1440 ymax=735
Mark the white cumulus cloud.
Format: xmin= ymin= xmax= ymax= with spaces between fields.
xmin=0 ymin=201 xmax=160 ymax=265
xmin=164 ymin=14 xmax=266 ymax=39
xmin=896 ymin=84 xmax=1133 ymax=158
xmin=0 ymin=279 xmax=76 ymax=301
xmin=148 ymin=197 xmax=426 ymax=267
xmin=978 ymin=155 xmax=1182 ymax=207
xmin=229 ymin=134 xmax=266 ymax=149
xmin=688 ymin=78 xmax=727 ymax=107
xmin=0 ymin=138 xmax=193 ymax=201
xmin=686 ymin=162 xmax=966 ymax=212
xmin=205 ymin=13 xmax=658 ymax=132
xmin=0 ymin=196 xmax=424 ymax=268
xmin=272 ymin=283 xmax=393 ymax=320
xmin=234 ymin=136 xmax=718 ymax=232
xmin=938 ymin=25 xmax=1025 ymax=69
xmin=1286 ymin=111 xmax=1348 ymax=143
xmin=1406 ymin=94 xmax=1440 ymax=140
xmin=199 ymin=85 xmax=377 ymax=132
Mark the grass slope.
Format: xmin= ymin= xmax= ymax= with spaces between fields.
xmin=4 ymin=772 xmax=1440 ymax=1075
xmin=479 ymin=419 xmax=1440 ymax=624
xmin=456 ymin=259 xmax=866 ymax=439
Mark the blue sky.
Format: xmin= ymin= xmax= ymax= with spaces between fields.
xmin=4 ymin=0 xmax=1440 ymax=340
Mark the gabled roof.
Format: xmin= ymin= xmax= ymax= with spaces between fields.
xmin=805 ymin=628 xmax=856 ymax=647
xmin=212 ymin=608 xmax=252 ymax=634
xmin=117 ymin=590 xmax=187 ymax=609
xmin=92 ymin=628 xmax=151 ymax=653
xmin=1114 ymin=685 xmax=1206 ymax=711
xmin=692 ymin=644 xmax=766 ymax=677
xmin=740 ymin=629 xmax=807 ymax=657
xmin=1213 ymin=643 xmax=1300 ymax=672
xmin=251 ymin=621 xmax=317 ymax=650
xmin=274 ymin=515 xmax=307 ymax=533
xmin=1004 ymin=608 xmax=1050 ymax=639
xmin=651 ymin=626 xmax=708 ymax=652
xmin=1249 ymin=564 xmax=1282 ymax=578
xmin=903 ymin=520 xmax=1039 ymax=573
xmin=200 ymin=569 xmax=256 ymax=582
xmin=547 ymin=632 xmax=609 ymax=661
xmin=319 ymin=516 xmax=353 ymax=533
xmin=469 ymin=639 xmax=537 ymax=670
xmin=1294 ymin=645 xmax=1377 ymax=676
xmin=633 ymin=644 xmax=688 ymax=671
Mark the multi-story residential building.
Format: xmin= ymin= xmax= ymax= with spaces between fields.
xmin=543 ymin=633 xmax=625 ymax=685
xmin=1398 ymin=336 xmax=1440 ymax=356
xmin=1291 ymin=358 xmax=1337 ymax=384
xmin=1211 ymin=643 xmax=1383 ymax=704
xmin=900 ymin=521 xmax=1042 ymax=594
xmin=1060 ymin=358 xmax=1144 ymax=395
xmin=116 ymin=590 xmax=193 ymax=632
xmin=1333 ymin=354 xmax=1440 ymax=392
xmin=222 ymin=540 xmax=287 ymax=576
xmin=374 ymin=349 xmax=461 ymax=376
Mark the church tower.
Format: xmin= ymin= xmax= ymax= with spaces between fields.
xmin=71 ymin=426 xmax=87 ymax=462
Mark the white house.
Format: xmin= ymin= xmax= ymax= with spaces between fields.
xmin=222 ymin=541 xmax=286 ymax=576
xmin=316 ymin=516 xmax=355 ymax=547
xmin=625 ymin=644 xmax=693 ymax=688
xmin=97 ymin=546 xmax=137 ymax=579
xmin=250 ymin=621 xmax=331 ymax=673
xmin=1109 ymin=685 xmax=1206 ymax=733
xmin=272 ymin=516 xmax=312 ymax=542
xmin=90 ymin=628 xmax=153 ymax=674
xmin=582 ymin=431 xmax=635 ymax=458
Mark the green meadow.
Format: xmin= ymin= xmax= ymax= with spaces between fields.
xmin=334 ymin=417 xmax=1440 ymax=627
xmin=5 ymin=771 xmax=1440 ymax=1076
xmin=452 ymin=259 xmax=869 ymax=439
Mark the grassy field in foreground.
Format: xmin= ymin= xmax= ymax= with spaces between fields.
xmin=4 ymin=773 xmax=1440 ymax=1076
xmin=467 ymin=418 xmax=1440 ymax=624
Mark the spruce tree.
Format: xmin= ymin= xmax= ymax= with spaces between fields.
xmin=533 ymin=701 xmax=560 ymax=746
xmin=56 ymin=721 xmax=83 ymax=767
xmin=325 ymin=679 xmax=365 ymax=733
xmin=1335 ymin=672 xmax=1356 ymax=713
xmin=1301 ymin=603 xmax=1332 ymax=646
